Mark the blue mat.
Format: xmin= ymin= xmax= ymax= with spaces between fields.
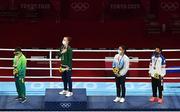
xmin=87 ymin=96 xmax=180 ymax=111
xmin=44 ymin=89 xmax=87 ymax=110
xmin=0 ymin=95 xmax=180 ymax=111
xmin=1 ymin=82 xmax=180 ymax=96
xmin=0 ymin=96 xmax=43 ymax=110
xmin=1 ymin=82 xmax=180 ymax=110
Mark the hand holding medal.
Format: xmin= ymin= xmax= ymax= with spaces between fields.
xmin=113 ymin=67 xmax=121 ymax=77
xmin=154 ymin=72 xmax=160 ymax=79
xmin=13 ymin=69 xmax=18 ymax=75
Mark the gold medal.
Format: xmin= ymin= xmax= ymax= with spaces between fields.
xmin=13 ymin=69 xmax=18 ymax=75
xmin=154 ymin=73 xmax=160 ymax=79
xmin=113 ymin=67 xmax=119 ymax=74
xmin=113 ymin=67 xmax=121 ymax=77
xmin=59 ymin=66 xmax=66 ymax=73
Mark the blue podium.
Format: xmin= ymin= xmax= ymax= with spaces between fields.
xmin=44 ymin=89 xmax=87 ymax=110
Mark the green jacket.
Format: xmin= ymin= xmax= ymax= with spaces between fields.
xmin=58 ymin=46 xmax=73 ymax=69
xmin=13 ymin=54 xmax=27 ymax=78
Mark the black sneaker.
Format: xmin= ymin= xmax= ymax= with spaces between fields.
xmin=19 ymin=97 xmax=27 ymax=103
xmin=15 ymin=96 xmax=22 ymax=101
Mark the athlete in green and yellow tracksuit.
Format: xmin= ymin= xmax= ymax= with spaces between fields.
xmin=58 ymin=37 xmax=73 ymax=97
xmin=13 ymin=48 xmax=27 ymax=103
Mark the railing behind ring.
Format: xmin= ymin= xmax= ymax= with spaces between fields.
xmin=0 ymin=48 xmax=180 ymax=80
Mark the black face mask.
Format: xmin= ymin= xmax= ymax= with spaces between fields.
xmin=154 ymin=51 xmax=160 ymax=57
xmin=14 ymin=52 xmax=19 ymax=56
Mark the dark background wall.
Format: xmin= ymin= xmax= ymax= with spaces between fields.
xmin=0 ymin=0 xmax=179 ymax=49
xmin=0 ymin=21 xmax=179 ymax=49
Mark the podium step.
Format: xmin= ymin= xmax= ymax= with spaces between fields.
xmin=44 ymin=89 xmax=87 ymax=110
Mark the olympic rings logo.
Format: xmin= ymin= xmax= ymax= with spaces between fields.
xmin=60 ymin=103 xmax=72 ymax=108
xmin=160 ymin=2 xmax=179 ymax=11
xmin=70 ymin=2 xmax=90 ymax=12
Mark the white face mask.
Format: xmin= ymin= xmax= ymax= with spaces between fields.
xmin=62 ymin=40 xmax=67 ymax=46
xmin=118 ymin=50 xmax=122 ymax=54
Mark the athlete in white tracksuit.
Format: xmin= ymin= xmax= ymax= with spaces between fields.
xmin=149 ymin=47 xmax=166 ymax=104
xmin=113 ymin=46 xmax=129 ymax=103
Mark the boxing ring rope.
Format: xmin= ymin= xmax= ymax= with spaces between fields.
xmin=0 ymin=48 xmax=180 ymax=80
xmin=0 ymin=48 xmax=180 ymax=52
xmin=1 ymin=58 xmax=180 ymax=61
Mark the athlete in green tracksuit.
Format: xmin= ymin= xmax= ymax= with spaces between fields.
xmin=13 ymin=47 xmax=27 ymax=103
xmin=58 ymin=37 xmax=73 ymax=97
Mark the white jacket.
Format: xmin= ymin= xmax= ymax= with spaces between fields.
xmin=112 ymin=54 xmax=129 ymax=76
xmin=149 ymin=54 xmax=166 ymax=77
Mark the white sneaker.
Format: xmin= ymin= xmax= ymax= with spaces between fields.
xmin=113 ymin=97 xmax=121 ymax=102
xmin=59 ymin=90 xmax=68 ymax=95
xmin=65 ymin=92 xmax=73 ymax=97
xmin=119 ymin=98 xmax=125 ymax=103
